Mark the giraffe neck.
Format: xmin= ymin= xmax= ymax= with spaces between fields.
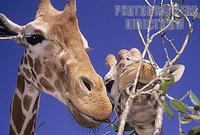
xmin=10 ymin=75 xmax=40 ymax=135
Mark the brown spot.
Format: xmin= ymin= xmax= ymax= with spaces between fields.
xmin=57 ymin=71 xmax=66 ymax=83
xmin=54 ymin=80 xmax=63 ymax=92
xmin=12 ymin=95 xmax=26 ymax=133
xmin=31 ymin=69 xmax=37 ymax=80
xmin=23 ymin=95 xmax=32 ymax=111
xmin=28 ymin=55 xmax=33 ymax=67
xmin=26 ymin=80 xmax=31 ymax=84
xmin=34 ymin=58 xmax=42 ymax=74
xmin=37 ymin=83 xmax=42 ymax=89
xmin=32 ymin=95 xmax=39 ymax=113
xmin=40 ymin=77 xmax=54 ymax=91
xmin=60 ymin=53 xmax=70 ymax=67
xmin=24 ymin=113 xmax=36 ymax=135
xmin=23 ymin=68 xmax=31 ymax=78
xmin=17 ymin=75 xmax=25 ymax=94
xmin=24 ymin=57 xmax=28 ymax=65
xmin=45 ymin=67 xmax=52 ymax=78
xmin=9 ymin=126 xmax=16 ymax=135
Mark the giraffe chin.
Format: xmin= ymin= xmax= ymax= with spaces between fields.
xmin=67 ymin=100 xmax=100 ymax=128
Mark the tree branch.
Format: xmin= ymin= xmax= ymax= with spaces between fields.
xmin=153 ymin=93 xmax=165 ymax=135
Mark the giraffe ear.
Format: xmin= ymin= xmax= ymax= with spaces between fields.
xmin=0 ymin=13 xmax=22 ymax=40
xmin=63 ymin=0 xmax=76 ymax=17
xmin=170 ymin=64 xmax=185 ymax=82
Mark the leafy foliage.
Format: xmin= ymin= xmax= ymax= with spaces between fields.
xmin=160 ymin=75 xmax=175 ymax=94
xmin=189 ymin=91 xmax=200 ymax=107
xmin=160 ymin=99 xmax=174 ymax=118
xmin=166 ymin=90 xmax=200 ymax=135
xmin=170 ymin=99 xmax=187 ymax=113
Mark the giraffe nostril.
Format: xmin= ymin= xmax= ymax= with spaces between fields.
xmin=82 ymin=78 xmax=92 ymax=92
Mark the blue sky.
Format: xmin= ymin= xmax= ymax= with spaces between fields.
xmin=0 ymin=0 xmax=199 ymax=135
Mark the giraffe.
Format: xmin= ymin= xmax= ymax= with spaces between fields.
xmin=104 ymin=48 xmax=185 ymax=135
xmin=0 ymin=0 xmax=112 ymax=135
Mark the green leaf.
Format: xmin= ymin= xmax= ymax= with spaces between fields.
xmin=180 ymin=117 xmax=192 ymax=124
xmin=160 ymin=75 xmax=175 ymax=92
xmin=189 ymin=91 xmax=200 ymax=107
xmin=170 ymin=99 xmax=187 ymax=113
xmin=188 ymin=126 xmax=200 ymax=135
xmin=160 ymin=99 xmax=174 ymax=118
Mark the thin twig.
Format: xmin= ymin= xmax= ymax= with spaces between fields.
xmin=170 ymin=10 xmax=193 ymax=65
xmin=150 ymin=0 xmax=174 ymax=43
xmin=137 ymin=21 xmax=158 ymax=68
xmin=145 ymin=0 xmax=153 ymax=8
xmin=137 ymin=23 xmax=147 ymax=48
xmin=178 ymin=112 xmax=184 ymax=135
xmin=166 ymin=93 xmax=175 ymax=100
xmin=161 ymin=38 xmax=171 ymax=61
xmin=147 ymin=0 xmax=156 ymax=41
xmin=163 ymin=35 xmax=179 ymax=53
xmin=161 ymin=0 xmax=164 ymax=5
xmin=138 ymin=77 xmax=160 ymax=92
xmin=180 ymin=91 xmax=190 ymax=101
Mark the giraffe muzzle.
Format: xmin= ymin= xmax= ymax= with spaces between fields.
xmin=66 ymin=99 xmax=101 ymax=128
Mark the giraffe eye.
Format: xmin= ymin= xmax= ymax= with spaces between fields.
xmin=26 ymin=34 xmax=45 ymax=45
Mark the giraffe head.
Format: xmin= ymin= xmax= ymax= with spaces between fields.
xmin=0 ymin=0 xmax=112 ymax=128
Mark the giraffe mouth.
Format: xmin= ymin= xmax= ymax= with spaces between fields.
xmin=66 ymin=99 xmax=101 ymax=128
